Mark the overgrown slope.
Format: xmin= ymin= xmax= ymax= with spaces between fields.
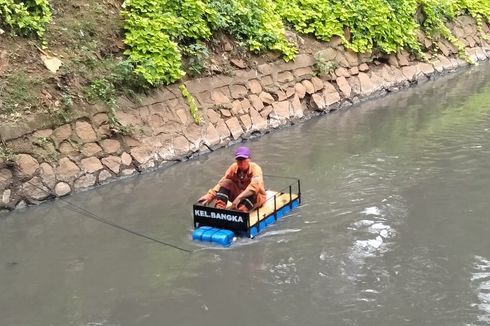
xmin=0 ymin=0 xmax=489 ymax=127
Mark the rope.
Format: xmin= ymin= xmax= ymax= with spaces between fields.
xmin=25 ymin=179 xmax=194 ymax=253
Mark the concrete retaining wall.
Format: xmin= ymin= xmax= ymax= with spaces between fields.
xmin=1 ymin=16 xmax=489 ymax=212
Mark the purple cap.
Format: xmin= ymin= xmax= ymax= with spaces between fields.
xmin=235 ymin=146 xmax=251 ymax=159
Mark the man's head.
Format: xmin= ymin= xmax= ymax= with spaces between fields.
xmin=235 ymin=146 xmax=251 ymax=170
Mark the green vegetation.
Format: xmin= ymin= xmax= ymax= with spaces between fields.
xmin=0 ymin=0 xmax=51 ymax=39
xmin=1 ymin=0 xmax=489 ymax=123
xmin=121 ymin=0 xmax=296 ymax=86
xmin=313 ymin=53 xmax=338 ymax=77
xmin=179 ymin=84 xmax=201 ymax=124
xmin=84 ymin=62 xmax=142 ymax=135
xmin=0 ymin=72 xmax=42 ymax=116
xmin=208 ymin=0 xmax=296 ymax=60
xmin=418 ymin=0 xmax=490 ymax=60
xmin=277 ymin=0 xmax=422 ymax=54
xmin=120 ymin=0 xmax=489 ymax=85
xmin=182 ymin=42 xmax=210 ymax=77
xmin=277 ymin=0 xmax=490 ymax=56
xmin=0 ymin=142 xmax=16 ymax=163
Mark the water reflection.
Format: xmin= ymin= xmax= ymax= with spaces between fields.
xmin=471 ymin=256 xmax=490 ymax=324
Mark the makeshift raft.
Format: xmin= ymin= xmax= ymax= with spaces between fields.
xmin=192 ymin=177 xmax=301 ymax=247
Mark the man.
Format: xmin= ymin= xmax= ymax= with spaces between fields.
xmin=198 ymin=146 xmax=266 ymax=212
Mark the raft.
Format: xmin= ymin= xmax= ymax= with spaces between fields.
xmin=192 ymin=177 xmax=301 ymax=247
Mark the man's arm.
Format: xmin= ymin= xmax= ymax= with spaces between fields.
xmin=231 ymin=188 xmax=255 ymax=209
xmin=198 ymin=164 xmax=235 ymax=204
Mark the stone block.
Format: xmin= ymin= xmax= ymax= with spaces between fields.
xmin=225 ymin=117 xmax=244 ymax=140
xmin=240 ymin=114 xmax=252 ymax=132
xmin=215 ymin=119 xmax=231 ymax=140
xmin=248 ymin=79 xmax=262 ymax=94
xmin=121 ymin=152 xmax=132 ymax=166
xmin=311 ymin=93 xmax=325 ymax=110
xmin=39 ymin=163 xmax=56 ymax=189
xmin=293 ymin=67 xmax=314 ymax=79
xmin=53 ymin=124 xmax=72 ymax=144
xmin=102 ymin=156 xmax=122 ymax=174
xmin=336 ymin=76 xmax=351 ymax=98
xmin=301 ymin=80 xmax=315 ymax=94
xmin=81 ymin=143 xmax=103 ymax=157
xmin=75 ymin=121 xmax=97 ymax=143
xmin=291 ymin=95 xmax=305 ymax=118
xmin=16 ymin=154 xmax=39 ymax=177
xmin=211 ymin=88 xmax=231 ymax=105
xmin=130 ymin=145 xmax=154 ymax=165
xmin=272 ymin=101 xmax=291 ymax=119
xmin=57 ymin=157 xmax=81 ymax=182
xmin=401 ymin=66 xmax=417 ymax=81
xmin=277 ymin=71 xmax=295 ymax=84
xmin=230 ymin=84 xmax=248 ymax=99
xmin=98 ymin=170 xmax=112 ymax=183
xmin=358 ymin=72 xmax=376 ymax=96
xmin=294 ymin=83 xmax=306 ymax=99
xmin=81 ymin=157 xmax=103 ymax=174
xmin=249 ymin=108 xmax=267 ymax=131
xmin=262 ymin=75 xmax=274 ymax=86
xmin=259 ymin=92 xmax=275 ymax=105
xmin=74 ymin=174 xmax=96 ymax=190
xmin=33 ymin=129 xmax=53 ymax=138
xmin=248 ymin=94 xmax=264 ymax=111
xmin=204 ymin=124 xmax=220 ymax=147
xmin=100 ymin=139 xmax=121 ymax=154
xmin=55 ymin=182 xmax=71 ymax=197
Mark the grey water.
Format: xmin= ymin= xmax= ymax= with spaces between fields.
xmin=1 ymin=63 xmax=490 ymax=326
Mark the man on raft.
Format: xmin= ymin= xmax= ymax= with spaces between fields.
xmin=198 ymin=146 xmax=266 ymax=212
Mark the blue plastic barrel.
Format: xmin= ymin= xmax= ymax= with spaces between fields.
xmin=211 ymin=229 xmax=234 ymax=247
xmin=192 ymin=227 xmax=234 ymax=247
xmin=192 ymin=226 xmax=213 ymax=241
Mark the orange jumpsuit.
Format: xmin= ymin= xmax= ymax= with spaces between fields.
xmin=208 ymin=162 xmax=266 ymax=210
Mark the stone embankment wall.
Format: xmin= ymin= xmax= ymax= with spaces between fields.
xmin=0 ymin=16 xmax=489 ymax=212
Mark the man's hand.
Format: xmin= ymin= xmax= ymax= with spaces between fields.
xmin=198 ymin=193 xmax=213 ymax=205
xmin=231 ymin=197 xmax=241 ymax=209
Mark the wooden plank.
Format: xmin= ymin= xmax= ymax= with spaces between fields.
xmin=249 ymin=191 xmax=299 ymax=226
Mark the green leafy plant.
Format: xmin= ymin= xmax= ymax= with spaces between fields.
xmin=313 ymin=53 xmax=338 ymax=77
xmin=0 ymin=0 xmax=52 ymax=39
xmin=419 ymin=1 xmax=462 ymax=51
xmin=275 ymin=0 xmax=489 ymax=60
xmin=110 ymin=60 xmax=148 ymax=95
xmin=417 ymin=0 xmax=490 ymax=62
xmin=275 ymin=0 xmax=422 ymax=55
xmin=82 ymin=60 xmax=149 ymax=135
xmin=121 ymin=0 xmax=217 ymax=85
xmin=121 ymin=0 xmax=296 ymax=85
xmin=85 ymin=79 xmax=133 ymax=136
xmin=50 ymin=92 xmax=73 ymax=124
xmin=179 ymin=84 xmax=201 ymax=125
xmin=209 ymin=0 xmax=297 ymax=60
xmin=182 ymin=42 xmax=210 ymax=76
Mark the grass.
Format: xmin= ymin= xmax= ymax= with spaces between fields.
xmin=0 ymin=72 xmax=42 ymax=116
xmin=0 ymin=143 xmax=16 ymax=163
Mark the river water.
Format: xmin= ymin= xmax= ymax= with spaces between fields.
xmin=1 ymin=63 xmax=490 ymax=326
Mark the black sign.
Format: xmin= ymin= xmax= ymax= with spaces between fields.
xmin=193 ymin=204 xmax=249 ymax=232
